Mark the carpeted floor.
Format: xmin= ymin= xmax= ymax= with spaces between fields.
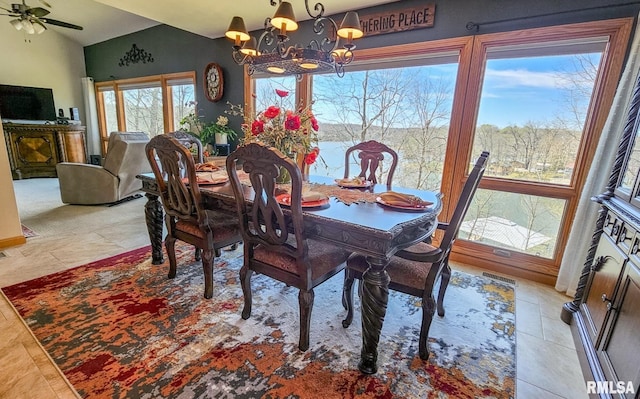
xmin=2 ymin=243 xmax=516 ymax=399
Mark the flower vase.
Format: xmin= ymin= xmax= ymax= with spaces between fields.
xmin=295 ymin=152 xmax=310 ymax=182
xmin=215 ymin=133 xmax=228 ymax=145
xmin=276 ymin=166 xmax=291 ymax=184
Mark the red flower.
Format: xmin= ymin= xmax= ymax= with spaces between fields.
xmin=304 ymin=151 xmax=318 ymax=165
xmin=264 ymin=106 xmax=280 ymax=119
xmin=251 ymin=120 xmax=264 ymax=135
xmin=284 ymin=114 xmax=301 ymax=130
xmin=311 ymin=146 xmax=320 ymax=154
xmin=275 ymin=89 xmax=289 ymax=98
xmin=310 ymin=116 xmax=319 ymax=131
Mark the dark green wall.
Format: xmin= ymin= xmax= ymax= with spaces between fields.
xmin=84 ymin=25 xmax=245 ymax=139
xmin=84 ymin=0 xmax=640 ymax=143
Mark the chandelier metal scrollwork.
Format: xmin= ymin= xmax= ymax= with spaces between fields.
xmin=225 ymin=0 xmax=363 ymax=79
xmin=118 ymin=44 xmax=154 ymax=67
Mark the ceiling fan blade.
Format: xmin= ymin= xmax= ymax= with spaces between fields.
xmin=41 ymin=17 xmax=83 ymax=30
xmin=38 ymin=0 xmax=52 ymax=8
xmin=28 ymin=6 xmax=49 ymax=17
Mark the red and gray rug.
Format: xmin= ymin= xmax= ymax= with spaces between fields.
xmin=2 ymin=244 xmax=515 ymax=398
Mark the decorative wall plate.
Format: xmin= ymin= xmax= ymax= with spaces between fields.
xmin=204 ymin=62 xmax=223 ymax=102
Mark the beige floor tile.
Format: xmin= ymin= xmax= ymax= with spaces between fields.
xmin=515 ymin=299 xmax=543 ymax=338
xmin=514 ymin=280 xmax=541 ymax=305
xmin=517 ymin=379 xmax=564 ymax=398
xmin=0 ymin=252 xmax=66 ymax=286
xmin=541 ymin=315 xmax=576 ymax=349
xmin=0 ymin=341 xmax=58 ymax=399
xmin=517 ymin=331 xmax=588 ymax=398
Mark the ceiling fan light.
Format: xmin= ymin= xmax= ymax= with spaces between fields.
xmin=33 ymin=21 xmax=46 ymax=34
xmin=271 ymin=1 xmax=297 ymax=34
xmin=10 ymin=18 xmax=23 ymax=31
xmin=22 ymin=18 xmax=35 ymax=34
xmin=337 ymin=11 xmax=363 ymax=40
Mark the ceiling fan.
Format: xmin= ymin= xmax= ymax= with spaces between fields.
xmin=1 ymin=0 xmax=82 ymax=35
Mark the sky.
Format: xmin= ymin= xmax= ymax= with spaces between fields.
xmin=477 ymin=54 xmax=600 ymax=128
xmin=254 ymin=52 xmax=601 ymax=130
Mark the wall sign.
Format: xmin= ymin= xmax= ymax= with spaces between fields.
xmin=357 ymin=4 xmax=435 ymax=37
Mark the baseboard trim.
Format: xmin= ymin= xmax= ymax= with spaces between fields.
xmin=0 ymin=235 xmax=26 ymax=250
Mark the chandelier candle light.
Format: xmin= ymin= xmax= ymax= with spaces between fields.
xmin=225 ymin=0 xmax=364 ymax=78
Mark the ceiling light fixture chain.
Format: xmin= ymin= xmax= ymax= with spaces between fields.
xmin=225 ymin=0 xmax=363 ymax=78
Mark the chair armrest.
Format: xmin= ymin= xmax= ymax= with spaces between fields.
xmin=395 ymin=246 xmax=443 ymax=263
xmin=56 ymin=163 xmax=119 ymax=204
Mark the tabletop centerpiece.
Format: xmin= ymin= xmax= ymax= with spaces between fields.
xmin=231 ymin=89 xmax=320 ymax=183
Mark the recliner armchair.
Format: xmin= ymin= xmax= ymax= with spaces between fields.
xmin=56 ymin=131 xmax=152 ymax=205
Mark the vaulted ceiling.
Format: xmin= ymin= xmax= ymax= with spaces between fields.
xmin=0 ymin=0 xmax=397 ymax=46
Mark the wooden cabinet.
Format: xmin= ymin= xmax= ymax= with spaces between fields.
xmin=562 ymin=71 xmax=640 ymax=398
xmin=599 ymin=260 xmax=640 ymax=395
xmin=3 ymin=123 xmax=87 ymax=179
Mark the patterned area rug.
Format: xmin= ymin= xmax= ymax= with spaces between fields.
xmin=2 ymin=245 xmax=516 ymax=398
xmin=21 ymin=224 xmax=37 ymax=238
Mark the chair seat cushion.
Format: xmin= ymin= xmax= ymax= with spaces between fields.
xmin=347 ymin=252 xmax=436 ymax=292
xmin=175 ymin=210 xmax=240 ymax=242
xmin=254 ymin=238 xmax=350 ymax=280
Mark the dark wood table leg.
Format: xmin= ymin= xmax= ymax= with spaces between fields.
xmin=143 ymin=192 xmax=164 ymax=265
xmin=358 ymin=256 xmax=390 ymax=374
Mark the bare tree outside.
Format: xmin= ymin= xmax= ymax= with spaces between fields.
xmin=171 ymin=84 xmax=195 ymax=131
xmin=123 ymin=87 xmax=164 ymax=137
xmin=398 ymin=74 xmax=451 ymax=190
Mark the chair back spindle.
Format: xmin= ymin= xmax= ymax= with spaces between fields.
xmin=344 ymin=140 xmax=399 ymax=190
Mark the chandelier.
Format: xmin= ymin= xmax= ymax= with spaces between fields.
xmin=225 ymin=0 xmax=364 ymax=78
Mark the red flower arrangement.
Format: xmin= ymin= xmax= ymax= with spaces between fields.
xmin=232 ymin=89 xmax=320 ymax=164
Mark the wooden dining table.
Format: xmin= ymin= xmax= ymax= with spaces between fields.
xmin=136 ymin=172 xmax=442 ymax=374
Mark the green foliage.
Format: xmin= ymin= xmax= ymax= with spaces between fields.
xmin=200 ymin=115 xmax=237 ymax=145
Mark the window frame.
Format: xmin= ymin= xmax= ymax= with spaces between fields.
xmin=241 ymin=18 xmax=633 ymax=283
xmin=95 ymin=71 xmax=196 ymax=153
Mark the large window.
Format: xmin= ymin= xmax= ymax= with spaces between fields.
xmin=245 ymin=18 xmax=631 ymax=281
xmin=95 ymin=72 xmax=196 ymax=153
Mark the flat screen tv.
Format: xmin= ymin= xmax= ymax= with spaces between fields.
xmin=0 ymin=84 xmax=57 ymax=121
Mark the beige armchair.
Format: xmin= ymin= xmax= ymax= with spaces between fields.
xmin=56 ymin=132 xmax=151 ymax=205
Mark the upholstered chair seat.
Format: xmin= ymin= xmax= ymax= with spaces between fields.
xmin=342 ymin=151 xmax=489 ymax=361
xmin=253 ymin=237 xmax=350 ymax=281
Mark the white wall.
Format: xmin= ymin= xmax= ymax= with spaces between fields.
xmin=0 ymin=22 xmax=87 ymax=121
xmin=0 ymin=122 xmax=22 ymax=245
xmin=0 ymin=22 xmax=86 ymax=246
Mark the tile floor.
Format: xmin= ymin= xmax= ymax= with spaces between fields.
xmin=0 ymin=179 xmax=589 ymax=398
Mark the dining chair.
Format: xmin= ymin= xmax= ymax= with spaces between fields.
xmin=342 ymin=151 xmax=489 ymax=360
xmin=145 ymin=134 xmax=242 ymax=299
xmin=166 ymin=131 xmax=206 ymax=260
xmin=167 ymin=131 xmax=204 ymax=163
xmin=344 ymin=140 xmax=399 ymax=190
xmin=226 ymin=142 xmax=351 ymax=351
